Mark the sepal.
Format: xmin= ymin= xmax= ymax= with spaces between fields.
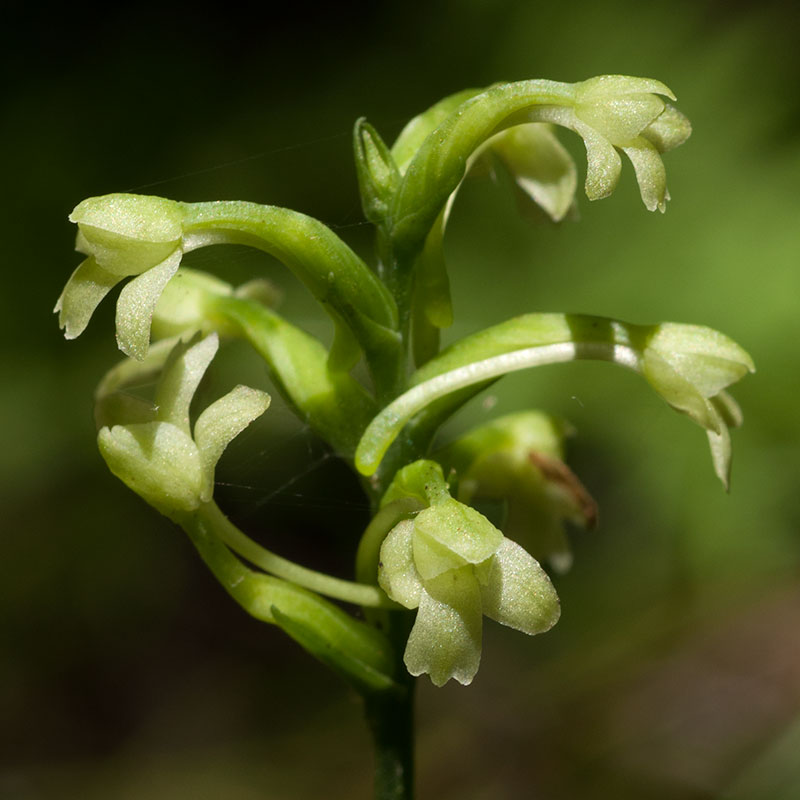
xmin=69 ymin=193 xmax=184 ymax=275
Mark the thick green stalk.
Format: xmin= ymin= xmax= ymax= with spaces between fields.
xmin=359 ymin=487 xmax=421 ymax=799
xmin=365 ymin=678 xmax=416 ymax=800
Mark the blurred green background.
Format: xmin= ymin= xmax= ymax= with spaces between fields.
xmin=3 ymin=1 xmax=799 ymax=798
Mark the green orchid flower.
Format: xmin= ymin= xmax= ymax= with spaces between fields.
xmin=640 ymin=322 xmax=755 ymax=488
xmin=378 ymin=496 xmax=559 ymax=687
xmin=536 ymin=75 xmax=692 ymax=212
xmin=55 ymin=194 xmax=186 ymax=360
xmin=97 ymin=332 xmax=270 ymax=517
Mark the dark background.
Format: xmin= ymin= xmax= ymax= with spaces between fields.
xmin=3 ymin=2 xmax=800 ymax=797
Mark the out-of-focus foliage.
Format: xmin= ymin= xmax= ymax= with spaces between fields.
xmin=2 ymin=1 xmax=799 ymax=798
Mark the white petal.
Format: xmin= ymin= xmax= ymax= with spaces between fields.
xmin=154 ymin=334 xmax=219 ymax=433
xmin=377 ymin=520 xmax=424 ymax=609
xmin=55 ymin=257 xmax=122 ymax=340
xmin=194 ymin=385 xmax=270 ymax=501
xmin=480 ymin=538 xmax=560 ymax=635
xmin=115 ymin=250 xmax=182 ymax=360
xmin=404 ymin=567 xmax=483 ymax=686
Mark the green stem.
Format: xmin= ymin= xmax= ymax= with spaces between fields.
xmin=365 ymin=680 xmax=416 ymax=800
xmin=179 ymin=201 xmax=404 ymax=400
xmin=357 ymin=340 xmax=642 ymax=475
xmin=198 ymin=501 xmax=397 ymax=608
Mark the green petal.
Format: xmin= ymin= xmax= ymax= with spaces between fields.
xmin=620 ymin=137 xmax=668 ymax=212
xmin=115 ymin=250 xmax=182 ymax=360
xmin=377 ymin=520 xmax=423 ymax=609
xmin=646 ymin=323 xmax=755 ymax=396
xmin=54 ymin=256 xmax=122 ymax=340
xmin=641 ymin=349 xmax=720 ymax=432
xmin=576 ymin=94 xmax=665 ymax=146
xmin=70 ymin=193 xmax=184 ymax=275
xmin=480 ymin=538 xmax=560 ymax=634
xmin=413 ymin=530 xmax=470 ymax=580
xmin=641 ymin=105 xmax=692 ymax=153
xmin=98 ymin=421 xmax=204 ymax=514
xmin=707 ymin=420 xmax=732 ymax=491
xmin=575 ymin=76 xmax=672 ymax=145
xmin=155 ymin=334 xmax=219 ymax=433
xmin=194 ymin=384 xmax=271 ymax=501
xmin=404 ymin=568 xmax=483 ymax=686
xmin=712 ymin=390 xmax=744 ymax=429
xmin=571 ymin=118 xmax=622 ymax=201
xmin=413 ymin=499 xmax=504 ymax=577
xmin=575 ymin=75 xmax=676 ymax=102
xmin=490 ymin=124 xmax=577 ymax=222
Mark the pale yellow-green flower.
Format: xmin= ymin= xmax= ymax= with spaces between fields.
xmin=97 ymin=333 xmax=269 ymax=516
xmin=55 ymin=194 xmax=185 ymax=360
xmin=534 ymin=75 xmax=691 ymax=212
xmin=379 ymin=498 xmax=559 ymax=686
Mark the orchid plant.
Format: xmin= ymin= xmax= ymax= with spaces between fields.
xmin=55 ymin=75 xmax=752 ymax=799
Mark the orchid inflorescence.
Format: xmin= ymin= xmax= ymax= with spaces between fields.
xmin=56 ymin=75 xmax=752 ymax=702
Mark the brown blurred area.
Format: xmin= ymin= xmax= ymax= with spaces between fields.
xmin=2 ymin=1 xmax=799 ymax=797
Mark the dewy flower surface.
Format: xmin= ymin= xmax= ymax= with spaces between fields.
xmin=379 ymin=498 xmax=560 ymax=686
